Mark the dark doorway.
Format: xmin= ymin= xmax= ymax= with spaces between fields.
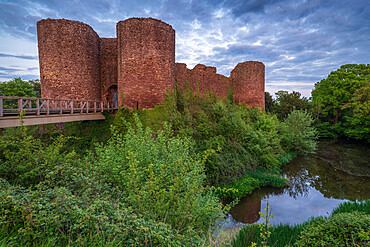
xmin=106 ymin=85 xmax=118 ymax=108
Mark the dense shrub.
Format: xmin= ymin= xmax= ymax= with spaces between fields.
xmin=91 ymin=114 xmax=223 ymax=240
xmin=112 ymin=88 xmax=289 ymax=186
xmin=295 ymin=211 xmax=370 ymax=246
xmin=280 ymin=110 xmax=318 ymax=155
xmin=332 ymin=200 xmax=370 ymax=215
xmin=0 ymin=178 xmax=185 ymax=246
xmin=0 ymin=126 xmax=76 ymax=187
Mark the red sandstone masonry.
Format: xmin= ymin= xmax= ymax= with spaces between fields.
xmin=230 ymin=61 xmax=265 ymax=108
xmin=175 ymin=62 xmax=265 ymax=108
xmin=100 ymin=38 xmax=118 ymax=100
xmin=117 ymin=18 xmax=175 ymax=109
xmin=175 ymin=63 xmax=230 ymax=99
xmin=37 ymin=18 xmax=265 ymax=110
xmin=37 ymin=19 xmax=101 ymax=101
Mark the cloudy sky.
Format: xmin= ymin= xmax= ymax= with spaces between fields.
xmin=0 ymin=0 xmax=369 ymax=97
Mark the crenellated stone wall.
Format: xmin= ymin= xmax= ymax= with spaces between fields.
xmin=175 ymin=61 xmax=265 ymax=108
xmin=175 ymin=63 xmax=230 ymax=100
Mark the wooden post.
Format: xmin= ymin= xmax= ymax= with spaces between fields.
xmin=59 ymin=100 xmax=62 ymax=114
xmin=80 ymin=101 xmax=83 ymax=114
xmin=46 ymin=99 xmax=49 ymax=115
xmin=36 ymin=99 xmax=40 ymax=115
xmin=18 ymin=98 xmax=23 ymax=113
xmin=86 ymin=101 xmax=89 ymax=113
xmin=0 ymin=98 xmax=3 ymax=117
xmin=71 ymin=100 xmax=74 ymax=114
xmin=101 ymin=102 xmax=104 ymax=112
xmin=94 ymin=102 xmax=96 ymax=113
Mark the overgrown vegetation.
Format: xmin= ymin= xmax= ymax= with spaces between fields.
xmin=0 ymin=116 xmax=223 ymax=246
xmin=0 ymin=78 xmax=319 ymax=245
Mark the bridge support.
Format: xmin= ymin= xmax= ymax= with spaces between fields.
xmin=0 ymin=113 xmax=105 ymax=128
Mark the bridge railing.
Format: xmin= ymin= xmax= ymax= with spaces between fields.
xmin=0 ymin=96 xmax=116 ymax=117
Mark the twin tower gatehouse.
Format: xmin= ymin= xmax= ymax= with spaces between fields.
xmin=37 ymin=18 xmax=265 ymax=109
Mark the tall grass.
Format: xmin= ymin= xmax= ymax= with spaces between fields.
xmin=331 ymin=200 xmax=370 ymax=215
xmin=231 ymin=221 xmax=312 ymax=247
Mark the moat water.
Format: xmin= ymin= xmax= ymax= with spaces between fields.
xmin=225 ymin=140 xmax=370 ymax=227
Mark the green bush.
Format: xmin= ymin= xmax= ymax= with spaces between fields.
xmin=215 ymin=167 xmax=288 ymax=200
xmin=331 ymin=200 xmax=370 ymax=215
xmin=0 ymin=178 xmax=185 ymax=246
xmin=0 ymin=125 xmax=76 ymax=187
xmin=91 ymin=114 xmax=223 ymax=239
xmin=280 ymin=110 xmax=318 ymax=155
xmin=295 ymin=211 xmax=370 ymax=246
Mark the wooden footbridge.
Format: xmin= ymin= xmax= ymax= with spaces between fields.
xmin=0 ymin=96 xmax=117 ymax=128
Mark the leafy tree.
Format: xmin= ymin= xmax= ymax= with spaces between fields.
xmin=272 ymin=90 xmax=309 ymax=120
xmin=312 ymin=64 xmax=369 ymax=125
xmin=312 ymin=64 xmax=370 ymax=141
xmin=341 ymin=81 xmax=370 ymax=140
xmin=0 ymin=78 xmax=40 ymax=98
xmin=264 ymin=92 xmax=275 ymax=113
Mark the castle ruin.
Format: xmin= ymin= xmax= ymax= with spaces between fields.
xmin=37 ymin=18 xmax=265 ymax=109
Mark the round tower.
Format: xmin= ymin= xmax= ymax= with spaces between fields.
xmin=230 ymin=61 xmax=265 ymax=109
xmin=117 ymin=18 xmax=175 ymax=109
xmin=37 ymin=19 xmax=101 ymax=101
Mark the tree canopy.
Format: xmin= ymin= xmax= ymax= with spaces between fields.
xmin=0 ymin=78 xmax=40 ymax=98
xmin=265 ymin=91 xmax=309 ymax=120
xmin=311 ymin=64 xmax=369 ymax=141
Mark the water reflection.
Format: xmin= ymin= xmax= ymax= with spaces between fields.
xmin=228 ymin=140 xmax=370 ymax=225
xmin=229 ymin=197 xmax=261 ymax=223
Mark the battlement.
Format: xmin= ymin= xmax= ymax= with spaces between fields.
xmin=37 ymin=18 xmax=265 ymax=109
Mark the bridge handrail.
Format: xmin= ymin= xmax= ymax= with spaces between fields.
xmin=0 ymin=96 xmax=116 ymax=117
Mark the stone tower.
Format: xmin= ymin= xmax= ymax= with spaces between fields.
xmin=37 ymin=19 xmax=101 ymax=101
xmin=116 ymin=18 xmax=175 ymax=109
xmin=230 ymin=61 xmax=265 ymax=108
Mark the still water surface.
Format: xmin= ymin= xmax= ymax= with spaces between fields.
xmin=226 ymin=140 xmax=370 ymax=226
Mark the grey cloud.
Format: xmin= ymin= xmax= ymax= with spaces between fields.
xmin=0 ymin=53 xmax=38 ymax=60
xmin=0 ymin=67 xmax=19 ymax=73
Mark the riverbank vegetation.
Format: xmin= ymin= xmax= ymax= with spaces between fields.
xmin=266 ymin=64 xmax=370 ymax=143
xmin=2 ymin=63 xmax=368 ymax=246
xmin=0 ymin=77 xmax=319 ymax=245
xmin=232 ymin=200 xmax=370 ymax=247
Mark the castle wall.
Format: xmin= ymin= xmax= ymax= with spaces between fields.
xmin=100 ymin=38 xmax=117 ymax=100
xmin=230 ymin=61 xmax=265 ymax=108
xmin=37 ymin=19 xmax=101 ymax=101
xmin=117 ymin=18 xmax=175 ymax=109
xmin=37 ymin=18 xmax=265 ymax=110
xmin=175 ymin=63 xmax=230 ymax=99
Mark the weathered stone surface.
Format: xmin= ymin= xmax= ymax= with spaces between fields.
xmin=230 ymin=61 xmax=265 ymax=108
xmin=37 ymin=18 xmax=265 ymax=110
xmin=175 ymin=61 xmax=265 ymax=109
xmin=100 ymin=38 xmax=118 ymax=101
xmin=117 ymin=18 xmax=175 ymax=109
xmin=37 ymin=19 xmax=101 ymax=101
xmin=175 ymin=63 xmax=230 ymax=100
